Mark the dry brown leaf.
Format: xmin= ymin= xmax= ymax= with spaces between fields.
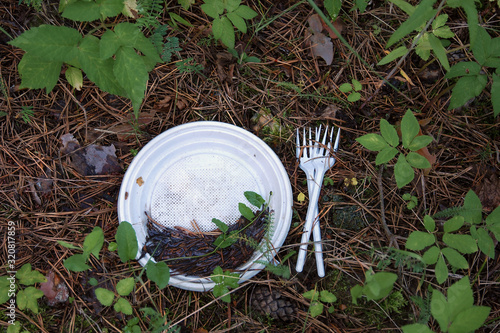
xmin=308 ymin=14 xmax=323 ymax=33
xmin=40 ymin=270 xmax=69 ymax=306
xmin=306 ymin=14 xmax=336 ymax=65
xmin=475 ymin=171 xmax=500 ymax=212
xmin=316 ymin=104 xmax=341 ymax=118
xmin=322 ymin=18 xmax=345 ymax=40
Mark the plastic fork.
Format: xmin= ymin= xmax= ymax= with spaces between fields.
xmin=295 ymin=126 xmax=340 ymax=276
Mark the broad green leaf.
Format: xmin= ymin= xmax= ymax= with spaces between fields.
xmin=394 ymin=154 xmax=415 ymax=188
xmin=214 ymin=285 xmax=231 ymax=302
xmin=214 ymin=230 xmax=238 ymax=248
xmin=95 ymin=288 xmax=115 ymax=306
xmin=65 ymin=66 xmax=83 ymax=91
xmin=406 ymin=152 xmax=431 ymax=169
xmin=448 ymin=306 xmax=491 ymax=333
xmin=169 ymin=12 xmax=192 ymax=27
xmin=64 ymin=254 xmax=91 ymax=272
xmin=57 ymin=240 xmax=81 ymax=250
xmin=428 ymin=33 xmax=450 ymax=71
xmin=227 ymin=12 xmax=247 ymax=33
xmin=339 ymin=83 xmax=353 ymax=93
xmin=99 ymin=30 xmax=121 ymax=59
xmin=406 ymin=231 xmax=435 ymax=251
xmin=431 ymin=287 xmax=450 ymax=329
xmin=201 ymin=0 xmax=225 ymax=19
xmin=377 ymin=46 xmax=407 ymax=66
xmin=0 ymin=276 xmax=14 ymax=304
xmin=219 ymin=16 xmax=236 ymax=49
xmin=401 ymin=110 xmax=420 ymax=148
xmin=225 ymin=0 xmax=240 ymax=12
xmin=471 ymin=26 xmax=491 ymax=66
xmin=415 ymin=33 xmax=431 ymax=61
xmin=114 ymin=297 xmax=133 ymax=315
xmin=212 ymin=16 xmax=223 ymax=40
xmin=352 ymin=79 xmax=362 ymax=91
xmin=408 ymin=135 xmax=432 ymax=151
xmin=443 ymin=233 xmax=478 ymax=254
xmin=303 ymin=289 xmax=319 ymax=301
xmin=422 ymin=246 xmax=440 ymax=265
xmin=114 ymin=23 xmax=162 ymax=65
xmin=424 ymin=215 xmax=436 ymax=232
xmin=17 ymin=264 xmax=47 ymax=285
xmin=447 ymin=277 xmax=474 ymax=319
xmin=486 ymin=205 xmax=500 ymax=240
xmin=441 ymin=247 xmax=469 ymax=269
xmin=222 ymin=272 xmax=240 ymax=289
xmin=17 ymin=53 xmax=62 ymax=93
xmin=145 ymin=261 xmax=170 ymax=289
xmin=212 ymin=218 xmax=229 ymax=233
xmin=178 ymin=0 xmax=194 ymax=10
xmin=232 ymin=5 xmax=258 ymax=19
xmin=386 ymin=0 xmax=437 ymax=47
xmin=239 ymin=203 xmax=255 ymax=220
xmin=375 ymin=147 xmax=399 ymax=165
xmin=324 ymin=0 xmax=342 ymax=19
xmin=115 ymin=221 xmax=139 ymax=263
xmin=350 ymin=285 xmax=363 ymax=305
xmin=380 ymin=119 xmax=399 ymax=147
xmin=78 ymin=35 xmax=126 ymax=96
xmin=356 ymin=133 xmax=388 ymax=151
xmin=17 ymin=287 xmax=43 ymax=314
xmin=433 ymin=25 xmax=454 ymax=39
xmin=9 ymin=25 xmax=82 ymax=62
xmin=401 ymin=323 xmax=434 ymax=333
xmin=309 ymin=301 xmax=324 ymax=317
xmin=61 ymin=0 xmax=123 ymax=21
xmin=82 ymin=227 xmax=104 ymax=259
xmin=443 ymin=216 xmax=465 ymax=233
xmin=475 ymin=227 xmax=495 ymax=258
xmin=320 ymin=290 xmax=337 ymax=303
xmin=347 ymin=92 xmax=361 ymax=102
xmin=388 ymin=0 xmax=415 ymax=16
xmin=365 ymin=272 xmax=397 ymax=301
xmin=114 ymin=46 xmax=148 ymax=115
xmin=244 ymin=191 xmax=265 ymax=208
xmin=448 ymin=74 xmax=488 ymax=110
xmin=432 ymin=14 xmax=448 ymax=30
xmin=6 ymin=321 xmax=21 ymax=333
xmin=435 ymin=254 xmax=448 ymax=284
xmin=461 ymin=190 xmax=483 ymax=224
xmin=492 ymin=73 xmax=500 ymax=117
xmin=116 ymin=277 xmax=135 ymax=296
xmin=211 ymin=266 xmax=224 ymax=284
xmin=445 ymin=61 xmax=481 ymax=78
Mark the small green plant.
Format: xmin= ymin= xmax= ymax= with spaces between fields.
xmin=356 ymin=109 xmax=432 ymax=188
xmin=176 ymin=58 xmax=204 ymax=74
xmin=303 ymin=288 xmax=337 ymax=317
xmin=402 ymin=278 xmax=491 ymax=333
xmin=339 ymin=79 xmax=362 ymax=102
xmin=227 ymin=48 xmax=261 ymax=64
xmin=350 ymin=269 xmax=397 ymax=305
xmin=255 ymin=250 xmax=295 ymax=279
xmin=201 ymin=0 xmax=258 ymax=49
xmin=210 ymin=266 xmax=240 ymax=303
xmin=59 ymin=226 xmax=105 ymax=272
xmin=124 ymin=307 xmax=180 ymax=333
xmin=403 ymin=193 xmax=418 ymax=209
xmin=0 ymin=264 xmax=46 ymax=314
xmin=19 ymin=0 xmax=43 ymax=11
xmin=19 ymin=106 xmax=34 ymax=123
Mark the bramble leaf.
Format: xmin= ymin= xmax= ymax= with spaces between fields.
xmin=448 ymin=306 xmax=491 ymax=333
xmin=61 ymin=0 xmax=124 ymax=22
xmin=443 ymin=233 xmax=478 ymax=254
xmin=408 ymin=135 xmax=432 ymax=151
xmin=201 ymin=0 xmax=224 ymax=19
xmin=116 ymin=277 xmax=135 ymax=296
xmin=445 ymin=61 xmax=481 ymax=78
xmin=435 ymin=254 xmax=448 ymax=284
xmin=401 ymin=110 xmax=420 ymax=148
xmin=443 ymin=216 xmax=464 ymax=233
xmin=431 ymin=287 xmax=450 ymax=329
xmin=64 ymin=254 xmax=91 ymax=272
xmin=441 ymin=247 xmax=469 ymax=269
xmin=394 ymin=154 xmax=414 ymax=188
xmin=227 ymin=12 xmax=247 ymax=33
xmin=375 ymin=147 xmax=399 ymax=165
xmin=233 ymin=5 xmax=258 ymax=19
xmin=475 ymin=227 xmax=495 ymax=259
xmin=380 ymin=119 xmax=399 ymax=147
xmin=406 ymin=231 xmax=435 ymax=251
xmin=17 ymin=53 xmax=62 ymax=93
xmin=492 ymin=73 xmax=500 ymax=117
xmin=82 ymin=227 xmax=104 ymax=259
xmin=95 ymin=288 xmax=115 ymax=306
xmin=448 ymin=75 xmax=488 ymax=110
xmin=428 ymin=33 xmax=450 ymax=71
xmin=219 ymin=16 xmax=236 ymax=49
xmin=356 ymin=133 xmax=388 ymax=151
xmin=406 ymin=152 xmax=431 ymax=169
xmin=422 ymin=245 xmax=440 ymax=265
xmin=460 ymin=190 xmax=483 ymax=224
xmin=16 ymin=264 xmax=46 ymax=285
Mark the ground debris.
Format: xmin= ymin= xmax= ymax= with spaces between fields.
xmin=39 ymin=270 xmax=69 ymax=306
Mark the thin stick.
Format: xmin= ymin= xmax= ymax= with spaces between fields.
xmin=378 ymin=165 xmax=399 ymax=249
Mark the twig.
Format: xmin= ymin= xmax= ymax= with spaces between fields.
xmin=378 ymin=165 xmax=399 ymax=249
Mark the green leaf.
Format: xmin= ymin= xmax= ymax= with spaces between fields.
xmin=116 ymin=221 xmax=138 ymax=263
xmin=303 ymin=290 xmax=319 ymax=301
xmin=114 ymin=23 xmax=162 ymax=65
xmin=64 ymin=254 xmax=91 ymax=272
xmin=227 ymin=12 xmax=247 ymax=33
xmin=443 ymin=233 xmax=478 ymax=254
xmin=432 ymin=14 xmax=448 ymax=30
xmin=448 ymin=306 xmax=491 ymax=333
xmin=178 ymin=0 xmax=195 ymax=10
xmin=339 ymin=83 xmax=352 ymax=93
xmin=114 ymin=46 xmax=148 ymax=115
xmin=309 ymin=301 xmax=324 ymax=317
xmin=377 ymin=46 xmax=407 ymax=66
xmin=116 ymin=277 xmax=135 ymax=296
xmin=380 ymin=119 xmax=399 ymax=147
xmin=212 ymin=218 xmax=229 ymax=233
xmin=61 ymin=0 xmax=124 ymax=21
xmin=201 ymin=0 xmax=224 ymax=19
xmin=6 ymin=321 xmax=21 ymax=333
xmin=415 ymin=33 xmax=431 ymax=61
xmin=17 ymin=53 xmax=62 ymax=93
xmin=65 ymin=66 xmax=83 ymax=90
xmin=386 ymin=0 xmax=437 ymax=47
xmin=224 ymin=0 xmax=240 ymax=12
xmin=428 ymin=33 xmax=450 ymax=71
xmin=445 ymin=61 xmax=481 ymax=78
xmin=460 ymin=190 xmax=483 ymax=224
xmin=443 ymin=216 xmax=465 ymax=233
xmin=244 ymin=191 xmax=265 ymax=208
xmin=211 ymin=266 xmax=224 ymax=284
xmin=352 ymin=79 xmax=362 ymax=91
xmin=402 ymin=323 xmax=434 ymax=333
xmin=9 ymin=25 xmax=82 ymax=62
xmin=232 ymin=5 xmax=258 ymax=19
xmin=486 ymin=205 xmax=500 ymax=240
xmin=441 ymin=247 xmax=469 ymax=269
xmin=95 ymin=288 xmax=115 ymax=306
xmin=447 ymin=277 xmax=474 ymax=319
xmin=145 ymin=261 xmax=170 ymax=289
xmin=108 ymin=241 xmax=118 ymax=251
xmin=0 ymin=276 xmax=13 ymax=304
xmin=364 ymin=271 xmax=397 ymax=301
xmin=356 ymin=133 xmax=388 ymax=151
xmin=239 ymin=203 xmax=255 ymax=220
xmin=431 ymin=287 xmax=450 ymax=329
xmin=408 ymin=135 xmax=432 ymax=151
xmin=424 ymin=215 xmax=436 ymax=232
xmin=388 ymin=0 xmax=415 ymax=16
xmin=88 ymin=278 xmax=98 ymax=286
xmin=347 ymin=92 xmax=361 ymax=102
xmin=433 ymin=25 xmax=454 ymax=39
xmin=475 ymin=227 xmax=495 ymax=259
xmin=406 ymin=231 xmax=435 ymax=251
xmin=406 ymin=152 xmax=431 ymax=169
xmin=492 ymin=73 xmax=500 ymax=117
xmin=401 ymin=110 xmax=420 ymax=148
xmin=114 ymin=297 xmax=133 ymax=315
xmin=435 ymin=254 xmax=448 ymax=284
xmin=422 ymin=246 xmax=440 ymax=265
xmin=83 ymin=227 xmax=104 ymax=259
xmin=448 ymin=75 xmax=488 ymax=110
xmin=16 ymin=264 xmax=47 ymax=285
xmin=471 ymin=26 xmax=491 ymax=66
xmin=99 ymin=30 xmax=121 ymax=59
xmin=57 ymin=240 xmax=81 ymax=250
xmin=350 ymin=285 xmax=363 ymax=305
xmin=320 ymin=290 xmax=337 ymax=303
xmin=219 ymin=16 xmax=236 ymax=49
xmin=375 ymin=146 xmax=399 ymax=165
xmin=212 ymin=16 xmax=224 ymax=39
xmin=214 ymin=285 xmax=231 ymax=303
xmin=17 ymin=287 xmax=43 ymax=314
xmin=394 ymin=154 xmax=415 ymax=188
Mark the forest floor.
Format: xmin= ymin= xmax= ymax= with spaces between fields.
xmin=1 ymin=0 xmax=500 ymax=332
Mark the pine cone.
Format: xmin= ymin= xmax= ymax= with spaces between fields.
xmin=250 ymin=286 xmax=296 ymax=322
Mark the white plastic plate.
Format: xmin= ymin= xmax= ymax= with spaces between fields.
xmin=117 ymin=121 xmax=293 ymax=291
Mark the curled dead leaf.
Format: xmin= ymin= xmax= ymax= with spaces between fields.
xmin=40 ymin=270 xmax=69 ymax=306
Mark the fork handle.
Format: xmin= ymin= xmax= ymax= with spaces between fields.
xmin=308 ymin=178 xmax=325 ymax=277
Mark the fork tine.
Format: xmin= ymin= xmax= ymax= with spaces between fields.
xmin=302 ymin=127 xmax=307 ymax=158
xmin=296 ymin=128 xmax=300 ymax=159
xmin=333 ymin=128 xmax=341 ymax=152
xmin=308 ymin=127 xmax=314 ymax=158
